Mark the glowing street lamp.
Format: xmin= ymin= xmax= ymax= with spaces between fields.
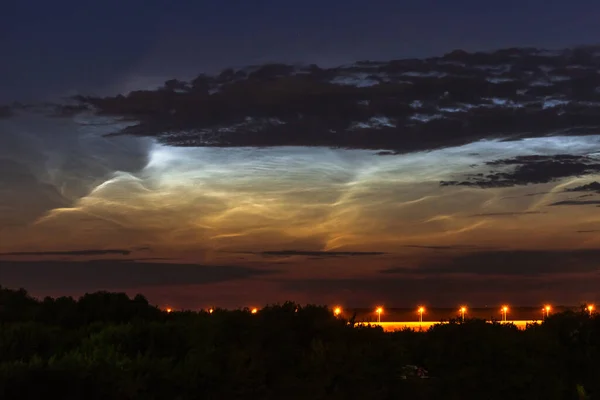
xmin=588 ymin=304 xmax=595 ymax=316
xmin=208 ymin=308 xmax=214 ymax=314
xmin=333 ymin=306 xmax=342 ymax=317
xmin=543 ymin=305 xmax=551 ymax=319
xmin=251 ymin=308 xmax=258 ymax=314
xmin=375 ymin=307 xmax=383 ymax=323
xmin=418 ymin=306 xmax=425 ymax=323
xmin=460 ymin=306 xmax=467 ymax=322
xmin=501 ymin=306 xmax=509 ymax=322
xmin=166 ymin=307 xmax=173 ymax=313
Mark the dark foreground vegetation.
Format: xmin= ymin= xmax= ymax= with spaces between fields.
xmin=0 ymin=286 xmax=598 ymax=399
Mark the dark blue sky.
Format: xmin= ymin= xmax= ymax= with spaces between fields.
xmin=2 ymin=0 xmax=599 ymax=101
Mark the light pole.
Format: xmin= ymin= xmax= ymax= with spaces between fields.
xmin=460 ymin=306 xmax=467 ymax=322
xmin=418 ymin=307 xmax=425 ymax=323
xmin=543 ymin=305 xmax=551 ymax=320
xmin=376 ymin=307 xmax=383 ymax=323
xmin=501 ymin=306 xmax=508 ymax=322
xmin=333 ymin=306 xmax=342 ymax=317
xmin=588 ymin=304 xmax=594 ymax=316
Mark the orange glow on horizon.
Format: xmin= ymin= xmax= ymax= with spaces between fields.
xmin=166 ymin=307 xmax=172 ymax=313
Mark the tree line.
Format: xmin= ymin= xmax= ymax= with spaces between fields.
xmin=0 ymin=286 xmax=598 ymax=399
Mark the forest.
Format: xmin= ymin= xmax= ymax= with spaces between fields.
xmin=0 ymin=286 xmax=598 ymax=400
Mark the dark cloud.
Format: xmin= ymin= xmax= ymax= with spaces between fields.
xmin=243 ymin=250 xmax=387 ymax=258
xmin=92 ymin=258 xmax=175 ymax=262
xmin=400 ymin=245 xmax=480 ymax=250
xmin=0 ymin=260 xmax=275 ymax=293
xmin=565 ymin=181 xmax=600 ymax=193
xmin=277 ymin=248 xmax=600 ymax=305
xmin=0 ymin=249 xmax=132 ymax=257
xmin=132 ymin=246 xmax=152 ymax=252
xmin=51 ymin=46 xmax=600 ymax=152
xmin=468 ymin=211 xmax=546 ymax=217
xmin=523 ymin=192 xmax=550 ymax=197
xmin=381 ymin=249 xmax=600 ymax=277
xmin=279 ymin=274 xmax=600 ymax=306
xmin=441 ymin=155 xmax=600 ymax=188
xmin=548 ymin=200 xmax=600 ymax=206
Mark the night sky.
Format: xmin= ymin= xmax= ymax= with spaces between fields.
xmin=2 ymin=0 xmax=600 ymax=309
xmin=3 ymin=0 xmax=600 ymax=101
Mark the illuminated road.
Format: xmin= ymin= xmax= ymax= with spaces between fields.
xmin=359 ymin=320 xmax=543 ymax=331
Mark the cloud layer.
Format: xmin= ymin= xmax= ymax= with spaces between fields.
xmin=382 ymin=249 xmax=600 ymax=277
xmin=4 ymin=46 xmax=600 ymax=306
xmin=441 ymin=155 xmax=600 ymax=188
xmin=2 ymin=122 xmax=600 ymax=306
xmin=0 ymin=259 xmax=274 ymax=293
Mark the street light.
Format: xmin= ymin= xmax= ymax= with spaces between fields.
xmin=543 ymin=305 xmax=551 ymax=319
xmin=333 ymin=306 xmax=342 ymax=317
xmin=166 ymin=307 xmax=172 ymax=313
xmin=501 ymin=306 xmax=509 ymax=322
xmin=208 ymin=308 xmax=214 ymax=314
xmin=588 ymin=304 xmax=595 ymax=316
xmin=418 ymin=306 xmax=425 ymax=323
xmin=376 ymin=307 xmax=383 ymax=323
xmin=460 ymin=306 xmax=467 ymax=322
xmin=251 ymin=308 xmax=258 ymax=314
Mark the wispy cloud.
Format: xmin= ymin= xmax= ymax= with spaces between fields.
xmin=0 ymin=249 xmax=131 ymax=256
xmin=548 ymin=200 xmax=600 ymax=206
xmin=500 ymin=192 xmax=550 ymax=200
xmin=400 ymin=245 xmax=479 ymax=250
xmin=238 ymin=250 xmax=387 ymax=258
xmin=468 ymin=211 xmax=546 ymax=217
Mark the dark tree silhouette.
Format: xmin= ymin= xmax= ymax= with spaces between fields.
xmin=0 ymin=286 xmax=597 ymax=399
